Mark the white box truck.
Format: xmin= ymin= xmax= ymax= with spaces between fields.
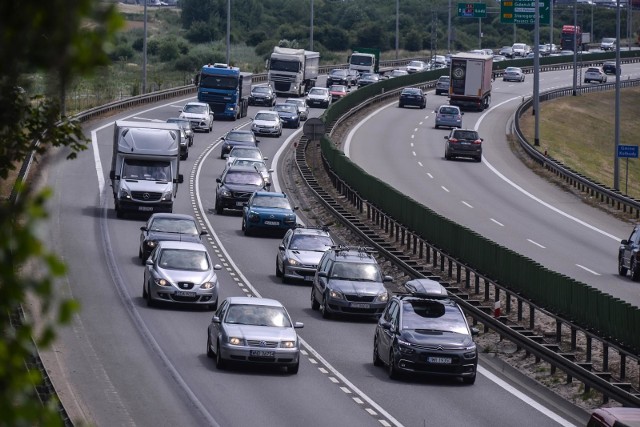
xmin=449 ymin=53 xmax=493 ymax=111
xmin=267 ymin=47 xmax=320 ymax=96
xmin=109 ymin=121 xmax=184 ymax=218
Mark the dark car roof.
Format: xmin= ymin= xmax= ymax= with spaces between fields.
xmin=225 ymin=130 xmax=256 ymax=142
xmin=401 ymin=87 xmax=422 ymax=94
xmin=148 ymin=213 xmax=196 ymax=221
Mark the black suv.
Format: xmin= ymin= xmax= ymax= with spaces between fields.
xmin=215 ymin=165 xmax=269 ymax=214
xmin=373 ymin=278 xmax=479 ymax=383
xmin=326 ymin=68 xmax=350 ymax=87
xmin=311 ymin=246 xmax=392 ymax=319
xmin=248 ymin=85 xmax=276 ymax=107
xmin=619 ymin=225 xmax=640 ymax=280
xmin=220 ymin=130 xmax=259 ymax=159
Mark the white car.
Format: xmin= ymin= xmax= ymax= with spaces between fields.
xmin=405 ymin=60 xmax=427 ymax=74
xmin=503 ymin=67 xmax=525 ymax=82
xmin=306 ymin=87 xmax=332 ymax=108
xmin=511 ymin=43 xmax=530 ymax=57
xmin=601 ymin=38 xmax=616 ymax=51
xmin=584 ymin=67 xmax=608 ymax=84
xmin=228 ymin=158 xmax=273 ymax=185
xmin=225 ymin=146 xmax=266 ymax=167
xmin=179 ymin=102 xmax=213 ymax=133
xmin=251 ymin=110 xmax=282 ymax=137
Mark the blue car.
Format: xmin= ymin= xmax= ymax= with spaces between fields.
xmin=241 ymin=191 xmax=298 ymax=236
xmin=273 ymin=103 xmax=300 ymax=129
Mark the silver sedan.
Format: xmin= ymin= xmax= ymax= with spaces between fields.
xmin=143 ymin=240 xmax=222 ymax=310
xmin=206 ymin=296 xmax=303 ymax=373
xmin=502 ymin=67 xmax=525 ymax=82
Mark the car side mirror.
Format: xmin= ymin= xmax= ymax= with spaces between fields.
xmin=383 ymin=275 xmax=393 ymax=282
xmin=213 ymin=264 xmax=222 ymax=271
xmin=444 ymin=136 xmax=448 ymax=140
xmin=109 ymin=171 xmax=116 ymax=180
xmin=461 ymin=112 xmax=464 ymax=115
xmin=621 ymin=239 xmax=629 ymax=245
xmin=211 ymin=316 xmax=221 ymax=324
xmin=471 ymin=327 xmax=480 ymax=336
xmin=145 ymin=259 xmax=153 ymax=266
xmin=177 ymin=174 xmax=184 ymax=184
xmin=265 ymin=182 xmax=271 ymax=188
xmin=318 ymin=271 xmax=328 ymax=278
xmin=200 ymin=230 xmax=208 ymax=236
xmin=380 ymin=320 xmax=392 ymax=330
xmin=216 ymin=178 xmax=222 ymax=184
xmin=294 ymin=322 xmax=304 ymax=329
xmin=279 ymin=244 xmax=285 ymax=250
xmin=140 ymin=226 xmax=148 ymax=231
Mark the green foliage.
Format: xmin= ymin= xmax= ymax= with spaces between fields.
xmin=0 ymin=0 xmax=121 ymax=423
xmin=186 ymin=20 xmax=218 ymax=43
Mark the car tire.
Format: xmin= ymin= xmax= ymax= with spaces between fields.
xmin=631 ymin=258 xmax=640 ymax=282
xmin=463 ymin=373 xmax=476 ymax=385
xmin=215 ymin=200 xmax=223 ymax=215
xmin=373 ymin=338 xmax=383 ymax=367
xmin=476 ymin=156 xmax=482 ymax=162
xmin=618 ymin=256 xmax=628 ymax=276
xmin=310 ymin=288 xmax=320 ymax=311
xmin=215 ymin=340 xmax=226 ymax=370
xmin=388 ymin=349 xmax=400 ymax=380
xmin=287 ymin=361 xmax=299 ymax=374
xmin=275 ymin=257 xmax=283 ymax=277
xmin=320 ymin=292 xmax=331 ymax=319
xmin=116 ymin=207 xmax=124 ymax=219
xmin=145 ymin=283 xmax=155 ymax=307
xmin=142 ymin=280 xmax=148 ymax=299
xmin=399 ymin=103 xmax=404 ymax=108
xmin=435 ymin=124 xmax=439 ymax=129
xmin=206 ymin=335 xmax=214 ymax=358
xmin=445 ymin=152 xmax=451 ymax=160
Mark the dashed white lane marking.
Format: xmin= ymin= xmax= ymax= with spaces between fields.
xmin=340 ymin=387 xmax=352 ymax=394
xmin=576 ymin=264 xmax=601 ymax=275
xmin=418 ymin=162 xmax=423 ymax=167
xmin=491 ymin=218 xmax=505 ymax=227
xmin=412 ymin=151 xmax=416 ymax=157
xmin=427 ymin=173 xmax=433 ymax=179
xmin=462 ymin=201 xmax=473 ymax=208
xmin=366 ymin=408 xmax=378 ymax=416
xmin=527 ymin=239 xmax=546 ymax=249
xmin=329 ymin=377 xmax=339 ymax=384
xmin=442 ymin=186 xmax=450 ymax=192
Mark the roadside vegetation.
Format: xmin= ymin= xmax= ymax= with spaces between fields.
xmin=519 ymin=87 xmax=640 ymax=201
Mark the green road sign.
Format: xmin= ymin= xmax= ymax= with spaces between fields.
xmin=457 ymin=3 xmax=487 ymax=18
xmin=501 ymin=0 xmax=550 ymax=25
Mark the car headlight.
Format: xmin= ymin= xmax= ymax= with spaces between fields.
xmin=375 ymin=292 xmax=389 ymax=303
xmin=248 ymin=212 xmax=260 ymax=222
xmin=118 ymin=187 xmax=131 ymax=200
xmin=219 ymin=189 xmax=231 ymax=197
xmin=154 ymin=278 xmax=170 ymax=287
xmin=283 ymin=215 xmax=296 ymax=224
xmin=286 ymin=258 xmax=299 ymax=266
xmin=328 ymin=289 xmax=344 ymax=300
xmin=144 ymin=240 xmax=157 ymax=249
xmin=200 ymin=281 xmax=216 ymax=290
xmin=161 ymin=190 xmax=173 ymax=201
xmin=229 ymin=337 xmax=242 ymax=345
xmin=397 ymin=338 xmax=415 ymax=354
xmin=281 ymin=341 xmax=296 ymax=348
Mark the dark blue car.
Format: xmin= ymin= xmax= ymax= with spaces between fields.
xmin=273 ymin=103 xmax=300 ymax=129
xmin=241 ymin=191 xmax=298 ymax=236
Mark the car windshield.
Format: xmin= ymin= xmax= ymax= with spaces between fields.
xmin=229 ymin=148 xmax=261 ymax=159
xmin=401 ymin=300 xmax=470 ymax=334
xmin=438 ymin=76 xmax=450 ymax=82
xmin=232 ymin=159 xmax=267 ymax=172
xmin=226 ymin=132 xmax=255 ymax=142
xmin=251 ymin=195 xmax=292 ymax=209
xmin=408 ymin=61 xmax=423 ymax=67
xmin=255 ymin=112 xmax=278 ymax=121
xmin=330 ymin=85 xmax=347 ymax=92
xmin=158 ymin=249 xmax=209 ymax=271
xmin=149 ymin=218 xmax=198 ymax=234
xmin=308 ymin=88 xmax=326 ymax=96
xmin=330 ymin=69 xmax=347 ymax=76
xmin=290 ymin=234 xmax=334 ymax=251
xmin=225 ymin=304 xmax=292 ymax=327
xmin=402 ymin=88 xmax=421 ymax=95
xmin=275 ymin=104 xmax=297 ymax=113
xmin=286 ymin=99 xmax=305 ymax=108
xmin=223 ymin=171 xmax=263 ymax=185
xmin=253 ymin=86 xmax=271 ymax=94
xmin=122 ymin=159 xmax=171 ymax=181
xmin=453 ymin=130 xmax=478 ymax=140
xmin=329 ymin=262 xmax=381 ymax=282
xmin=439 ymin=107 xmax=459 ymax=115
xmin=506 ymin=67 xmax=519 ymax=72
xmin=183 ymin=104 xmax=207 ymax=114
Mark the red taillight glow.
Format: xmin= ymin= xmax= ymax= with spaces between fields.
xmin=449 ymin=138 xmax=458 ymax=143
xmin=473 ymin=139 xmax=482 ymax=145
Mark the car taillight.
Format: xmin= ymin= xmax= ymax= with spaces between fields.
xmin=456 ymin=115 xmax=461 ymax=120
xmin=473 ymin=139 xmax=482 ymax=145
xmin=449 ymin=138 xmax=458 ymax=143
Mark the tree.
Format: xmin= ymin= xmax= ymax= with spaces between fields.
xmin=0 ymin=0 xmax=121 ymax=424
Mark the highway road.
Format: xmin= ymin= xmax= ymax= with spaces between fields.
xmin=346 ymin=64 xmax=640 ymax=307
xmin=37 ymin=72 xmax=595 ymax=426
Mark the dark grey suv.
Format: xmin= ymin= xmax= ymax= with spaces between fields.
xmin=373 ymin=279 xmax=479 ymax=383
xmin=215 ymin=165 xmax=269 ymax=214
xmin=619 ymin=225 xmax=640 ymax=280
xmin=311 ymin=246 xmax=392 ymax=319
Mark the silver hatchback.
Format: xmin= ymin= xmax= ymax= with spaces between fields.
xmin=143 ymin=240 xmax=222 ymax=310
xmin=434 ymin=105 xmax=463 ymax=129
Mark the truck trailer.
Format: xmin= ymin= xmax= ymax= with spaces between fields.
xmin=267 ymin=47 xmax=320 ymax=96
xmin=197 ymin=63 xmax=252 ymax=120
xmin=448 ymin=53 xmax=493 ymax=111
xmin=109 ymin=121 xmax=184 ymax=218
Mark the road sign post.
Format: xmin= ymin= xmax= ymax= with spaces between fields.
xmin=501 ymin=0 xmax=550 ymax=24
xmin=617 ymin=145 xmax=638 ymax=195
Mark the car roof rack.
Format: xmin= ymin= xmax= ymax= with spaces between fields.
xmin=330 ymin=245 xmax=377 ymax=257
xmin=401 ymin=278 xmax=449 ymax=299
xmin=294 ymin=224 xmax=330 ymax=232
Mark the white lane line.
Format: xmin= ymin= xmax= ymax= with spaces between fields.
xmin=366 ymin=408 xmax=378 ymax=416
xmin=475 ymin=97 xmax=622 ymax=242
xmin=419 ymin=121 xmax=424 ymax=125
xmin=490 ymin=218 xmax=504 ymax=227
xmin=412 ymin=151 xmax=416 ymax=157
xmin=418 ymin=162 xmax=423 ymax=167
xmin=576 ymin=264 xmax=601 ymax=275
xmin=410 ymin=142 xmax=414 ymax=147
xmin=411 ymin=134 xmax=415 ymax=139
xmin=462 ymin=201 xmax=473 ymax=208
xmin=427 ymin=173 xmax=433 ymax=179
xmin=527 ymin=239 xmax=546 ymax=249
xmin=478 ymin=367 xmax=578 ymax=427
xmin=340 ymin=387 xmax=352 ymax=394
xmin=441 ymin=186 xmax=450 ymax=192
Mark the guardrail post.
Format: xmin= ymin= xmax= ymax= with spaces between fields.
xmin=517 ymin=299 xmax=523 ymax=322
xmin=529 ymin=305 xmax=535 ymax=331
xmin=439 ymin=253 xmax=445 ymax=272
xmin=505 ymin=292 xmax=511 ymax=314
xmin=456 ymin=264 xmax=461 ymax=284
xmin=419 ymin=241 xmax=423 ymax=259
xmin=474 ymin=275 xmax=480 ymax=295
xmin=465 ymin=267 xmax=470 ymax=288
xmin=586 ymin=335 xmax=592 ymax=362
xmin=448 ymin=258 xmax=453 ymax=278
xmin=484 ymin=278 xmax=490 ymax=301
xmin=603 ymin=342 xmax=609 ymax=372
xmin=620 ymin=354 xmax=626 ymax=381
xmin=571 ymin=327 xmax=577 ymax=351
xmin=556 ymin=320 xmax=562 ymax=343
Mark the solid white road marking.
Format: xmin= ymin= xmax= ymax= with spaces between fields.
xmin=491 ymin=218 xmax=505 ymax=227
xmin=527 ymin=239 xmax=546 ymax=249
xmin=576 ymin=264 xmax=601 ymax=275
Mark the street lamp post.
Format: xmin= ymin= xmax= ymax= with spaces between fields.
xmin=142 ymin=1 xmax=147 ymax=94
xmin=447 ymin=0 xmax=452 ymax=52
xmin=310 ymin=0 xmax=314 ymax=51
xmin=396 ymin=0 xmax=399 ymax=59
xmin=226 ymin=0 xmax=231 ymax=65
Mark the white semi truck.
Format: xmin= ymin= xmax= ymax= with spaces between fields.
xmin=267 ymin=47 xmax=320 ymax=96
xmin=109 ymin=121 xmax=184 ymax=218
xmin=448 ymin=53 xmax=493 ymax=111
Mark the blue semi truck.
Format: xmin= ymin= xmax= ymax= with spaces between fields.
xmin=197 ymin=63 xmax=252 ymax=120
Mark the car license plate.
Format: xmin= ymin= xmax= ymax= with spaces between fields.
xmin=428 ymin=356 xmax=452 ymax=364
xmin=250 ymin=350 xmax=275 ymax=357
xmin=351 ymin=303 xmax=370 ymax=309
xmin=176 ymin=291 xmax=196 ymax=297
xmin=264 ymin=220 xmax=279 ymax=225
xmin=235 ymin=201 xmax=245 ymax=207
xmin=138 ymin=206 xmax=153 ymax=212
xmin=304 ymin=276 xmax=314 ymax=281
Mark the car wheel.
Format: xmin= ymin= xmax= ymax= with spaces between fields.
xmin=310 ymin=288 xmax=320 ymax=310
xmin=399 ymin=103 xmax=404 ymax=108
xmin=445 ymin=151 xmax=451 ymax=160
xmin=116 ymin=207 xmax=124 ymax=219
xmin=618 ymin=256 xmax=628 ymax=276
xmin=320 ymin=292 xmax=331 ymax=319
xmin=275 ymin=257 xmax=283 ymax=277
xmin=215 ymin=200 xmax=223 ymax=215
xmin=388 ymin=349 xmax=400 ymax=380
xmin=142 ymin=280 xmax=148 ymax=298
xmin=145 ymin=283 xmax=155 ymax=307
xmin=373 ymin=337 xmax=383 ymax=367
xmin=631 ymin=258 xmax=640 ymax=282
xmin=215 ymin=340 xmax=226 ymax=369
xmin=463 ymin=373 xmax=476 ymax=385
xmin=287 ymin=361 xmax=299 ymax=374
xmin=206 ymin=334 xmax=214 ymax=358
xmin=435 ymin=124 xmax=439 ymax=129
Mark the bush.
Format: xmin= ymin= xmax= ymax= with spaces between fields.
xmin=109 ymin=44 xmax=135 ymax=62
xmin=247 ymin=31 xmax=267 ymax=47
xmin=159 ymin=38 xmax=180 ymax=62
xmin=186 ymin=21 xmax=216 ymax=44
